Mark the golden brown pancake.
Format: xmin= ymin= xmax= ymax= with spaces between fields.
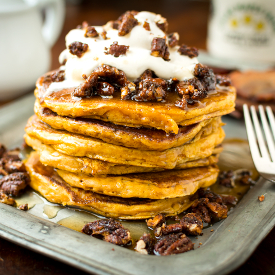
xmin=25 ymin=134 xmax=221 ymax=175
xmin=36 ymin=75 xmax=236 ymax=134
xmin=56 ymin=165 xmax=218 ymax=199
xmin=25 ymin=116 xmax=225 ymax=169
xmin=25 ymin=152 xmax=197 ymax=219
xmin=35 ymin=100 xmax=222 ymax=151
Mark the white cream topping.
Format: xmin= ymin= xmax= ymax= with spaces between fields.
xmin=47 ymin=11 xmax=199 ymax=95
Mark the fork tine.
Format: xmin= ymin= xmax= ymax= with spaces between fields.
xmin=250 ymin=105 xmax=270 ymax=160
xmin=259 ymin=105 xmax=275 ymax=162
xmin=243 ymin=104 xmax=261 ymax=161
xmin=266 ymin=106 xmax=275 ymax=141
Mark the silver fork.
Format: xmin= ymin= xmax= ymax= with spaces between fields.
xmin=243 ymin=104 xmax=275 ymax=182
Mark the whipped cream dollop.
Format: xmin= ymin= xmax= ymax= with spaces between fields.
xmin=47 ymin=11 xmax=199 ymax=95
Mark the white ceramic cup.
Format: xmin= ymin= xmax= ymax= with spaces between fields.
xmin=0 ymin=0 xmax=65 ymax=100
xmin=207 ymin=0 xmax=275 ymax=65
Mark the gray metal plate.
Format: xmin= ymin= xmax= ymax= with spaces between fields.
xmin=0 ymin=93 xmax=274 ymax=275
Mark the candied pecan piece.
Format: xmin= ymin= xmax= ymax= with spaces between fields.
xmin=175 ymin=96 xmax=187 ymax=109
xmin=118 ymin=11 xmax=138 ymax=36
xmin=105 ymin=41 xmax=129 ymax=57
xmin=151 ymin=38 xmax=170 ymax=61
xmin=135 ymin=233 xmax=155 ymax=255
xmin=143 ymin=21 xmax=150 ymax=31
xmin=198 ymin=188 xmax=223 ymax=204
xmin=147 ymin=213 xmax=165 ymax=228
xmin=0 ymin=172 xmax=29 ymax=196
xmin=0 ymin=144 xmax=7 ymax=158
xmin=207 ymin=202 xmax=228 ymax=219
xmin=51 ymin=70 xmax=65 ymax=82
xmin=82 ymin=218 xmax=131 ymax=246
xmin=155 ymin=15 xmax=168 ymax=33
xmin=96 ymin=82 xmax=114 ymax=96
xmin=216 ymin=75 xmax=231 ymax=86
xmin=168 ymin=32 xmax=179 ymax=47
xmin=218 ymin=170 xmax=235 ymax=188
xmin=194 ymin=63 xmax=216 ymax=91
xmin=85 ymin=26 xmax=99 ymax=38
xmin=121 ymin=82 xmax=136 ymax=100
xmin=111 ymin=20 xmax=121 ymax=30
xmin=18 ymin=203 xmax=28 ymax=211
xmin=221 ymin=195 xmax=238 ymax=205
xmin=258 ymin=195 xmax=265 ymax=202
xmin=191 ymin=198 xmax=211 ymax=223
xmin=101 ymin=30 xmax=108 ymax=40
xmin=0 ymin=190 xmax=15 ymax=206
xmin=238 ymin=170 xmax=253 ymax=185
xmin=180 ymin=213 xmax=203 ymax=236
xmin=76 ymin=21 xmax=89 ymax=29
xmin=155 ymin=223 xmax=183 ymax=237
xmin=1 ymin=149 xmax=26 ymax=174
xmin=69 ymin=41 xmax=88 ymax=57
xmin=178 ymin=44 xmax=198 ymax=58
xmin=154 ymin=233 xmax=194 ymax=256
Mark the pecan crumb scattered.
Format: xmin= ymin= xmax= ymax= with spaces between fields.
xmin=178 ymin=44 xmax=199 ymax=58
xmin=210 ymin=229 xmax=214 ymax=232
xmin=143 ymin=21 xmax=150 ymax=31
xmin=118 ymin=11 xmax=138 ymax=36
xmin=101 ymin=30 xmax=108 ymax=40
xmin=168 ymin=32 xmax=179 ymax=47
xmin=154 ymin=233 xmax=193 ymax=256
xmin=135 ymin=233 xmax=155 ymax=255
xmin=216 ymin=75 xmax=231 ymax=86
xmin=18 ymin=204 xmax=28 ymax=211
xmin=82 ymin=218 xmax=131 ymax=246
xmin=0 ymin=190 xmax=15 ymax=206
xmin=105 ymin=41 xmax=129 ymax=57
xmin=85 ymin=26 xmax=99 ymax=38
xmin=239 ymin=170 xmax=254 ymax=185
xmin=68 ymin=41 xmax=88 ymax=58
xmin=76 ymin=21 xmax=89 ymax=29
xmin=258 ymin=195 xmax=265 ymax=202
xmin=151 ymin=38 xmax=170 ymax=61
xmin=218 ymin=170 xmax=235 ymax=188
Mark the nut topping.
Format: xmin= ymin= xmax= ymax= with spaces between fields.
xmin=178 ymin=44 xmax=199 ymax=58
xmin=0 ymin=190 xmax=15 ymax=206
xmin=151 ymin=38 xmax=170 ymax=61
xmin=135 ymin=233 xmax=155 ymax=255
xmin=118 ymin=11 xmax=138 ymax=36
xmin=85 ymin=26 xmax=99 ymax=38
xmin=143 ymin=21 xmax=150 ymax=31
xmin=105 ymin=41 xmax=129 ymax=57
xmin=168 ymin=32 xmax=179 ymax=47
xmin=68 ymin=41 xmax=89 ymax=58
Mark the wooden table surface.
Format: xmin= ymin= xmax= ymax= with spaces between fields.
xmin=1 ymin=0 xmax=275 ymax=274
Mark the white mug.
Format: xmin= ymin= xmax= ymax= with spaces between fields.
xmin=207 ymin=0 xmax=275 ymax=65
xmin=0 ymin=0 xmax=65 ymax=100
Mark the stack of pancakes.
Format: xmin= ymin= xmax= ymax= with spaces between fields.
xmin=24 ymin=11 xmax=236 ymax=219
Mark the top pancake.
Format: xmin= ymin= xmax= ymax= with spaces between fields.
xmin=36 ymin=75 xmax=236 ymax=134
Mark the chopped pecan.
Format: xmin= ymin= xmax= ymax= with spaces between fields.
xmin=82 ymin=218 xmax=131 ymax=246
xmin=1 ymin=148 xmax=26 ymax=174
xmin=0 ymin=144 xmax=7 ymax=158
xmin=18 ymin=204 xmax=28 ymax=211
xmin=151 ymin=38 xmax=170 ymax=61
xmin=73 ymin=65 xmax=128 ymax=97
xmin=207 ymin=202 xmax=228 ymax=219
xmin=155 ymin=15 xmax=168 ymax=33
xmin=121 ymin=82 xmax=136 ymax=100
xmin=154 ymin=233 xmax=194 ymax=256
xmin=135 ymin=233 xmax=155 ymax=255
xmin=51 ymin=70 xmax=65 ymax=82
xmin=238 ymin=170 xmax=253 ymax=185
xmin=218 ymin=170 xmax=235 ymax=188
xmin=180 ymin=213 xmax=203 ymax=236
xmin=198 ymin=188 xmax=223 ymax=204
xmin=85 ymin=26 xmax=99 ymax=38
xmin=101 ymin=30 xmax=108 ymax=40
xmin=258 ymin=195 xmax=265 ymax=202
xmin=105 ymin=41 xmax=129 ymax=57
xmin=68 ymin=41 xmax=88 ymax=58
xmin=191 ymin=198 xmax=211 ymax=223
xmin=111 ymin=20 xmax=121 ymax=30
xmin=76 ymin=21 xmax=89 ymax=29
xmin=178 ymin=44 xmax=198 ymax=58
xmin=168 ymin=32 xmax=179 ymax=47
xmin=221 ymin=195 xmax=238 ymax=205
xmin=147 ymin=214 xmax=165 ymax=228
xmin=0 ymin=191 xmax=15 ymax=206
xmin=155 ymin=223 xmax=183 ymax=237
xmin=194 ymin=63 xmax=216 ymax=91
xmin=118 ymin=11 xmax=138 ymax=36
xmin=216 ymin=75 xmax=231 ymax=86
xmin=0 ymin=172 xmax=29 ymax=196
xmin=143 ymin=21 xmax=150 ymax=31
xmin=96 ymin=82 xmax=115 ymax=96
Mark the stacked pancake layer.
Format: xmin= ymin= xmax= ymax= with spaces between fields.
xmin=24 ymin=11 xmax=236 ymax=219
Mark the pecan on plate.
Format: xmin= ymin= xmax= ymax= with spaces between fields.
xmin=154 ymin=223 xmax=183 ymax=237
xmin=118 ymin=11 xmax=138 ymax=36
xmin=0 ymin=172 xmax=29 ymax=197
xmin=191 ymin=198 xmax=212 ymax=223
xmin=0 ymin=190 xmax=15 ymax=206
xmin=198 ymin=188 xmax=223 ymax=204
xmin=151 ymin=38 xmax=170 ymax=61
xmin=154 ymin=233 xmax=194 ymax=256
xmin=105 ymin=41 xmax=129 ymax=57
xmin=178 ymin=44 xmax=198 ymax=58
xmin=218 ymin=170 xmax=235 ymax=188
xmin=18 ymin=203 xmax=29 ymax=211
xmin=147 ymin=214 xmax=165 ymax=228
xmin=69 ymin=41 xmax=89 ymax=58
xmin=0 ymin=144 xmax=7 ymax=158
xmin=1 ymin=148 xmax=26 ymax=174
xmin=135 ymin=233 xmax=155 ymax=255
xmin=221 ymin=195 xmax=238 ymax=205
xmin=82 ymin=218 xmax=131 ymax=246
xmin=180 ymin=213 xmax=203 ymax=236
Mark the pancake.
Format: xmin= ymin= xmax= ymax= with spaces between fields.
xmin=25 ymin=116 xmax=225 ymax=169
xmin=35 ymin=100 xmax=222 ymax=151
xmin=56 ymin=165 xmax=218 ymax=199
xmin=25 ymin=134 xmax=221 ymax=175
xmin=36 ymin=76 xmax=235 ymax=134
xmin=25 ymin=152 xmax=197 ymax=219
